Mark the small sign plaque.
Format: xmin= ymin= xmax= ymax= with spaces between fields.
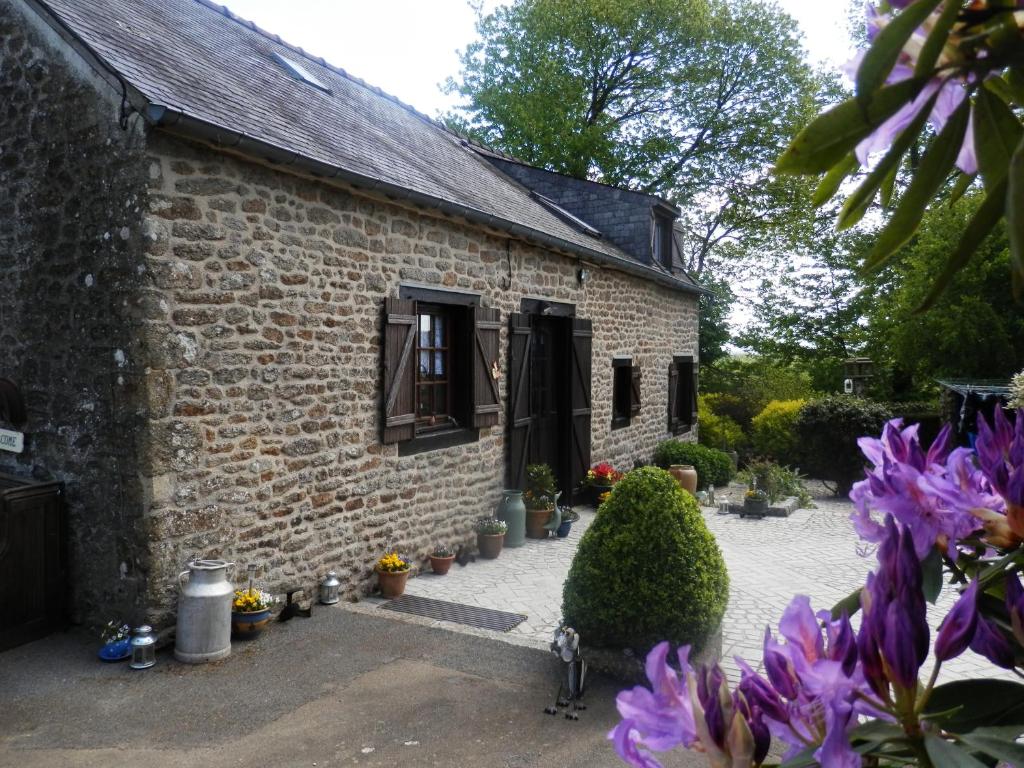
xmin=0 ymin=428 xmax=24 ymax=454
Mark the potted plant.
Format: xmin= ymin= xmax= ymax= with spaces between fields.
xmin=556 ymin=508 xmax=580 ymax=538
xmin=231 ymin=587 xmax=276 ymax=639
xmin=474 ymin=517 xmax=507 ymax=559
xmin=523 ymin=463 xmax=559 ymax=538
xmin=583 ymin=462 xmax=623 ymax=505
xmin=375 ymin=551 xmax=412 ymax=597
xmin=742 ymin=487 xmax=769 ymax=518
xmin=98 ymin=620 xmax=132 ymax=662
xmin=429 ymin=544 xmax=455 ymax=575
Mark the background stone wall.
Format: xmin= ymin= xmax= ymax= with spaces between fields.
xmin=0 ymin=0 xmax=151 ymax=624
xmin=140 ymin=132 xmax=699 ymax=623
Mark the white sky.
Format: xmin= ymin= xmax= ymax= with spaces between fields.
xmin=221 ymin=0 xmax=857 ymax=117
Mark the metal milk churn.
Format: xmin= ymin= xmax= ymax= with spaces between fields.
xmin=497 ymin=490 xmax=526 ymax=548
xmin=174 ymin=558 xmax=234 ymax=664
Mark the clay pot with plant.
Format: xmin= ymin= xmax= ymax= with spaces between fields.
xmin=429 ymin=544 xmax=455 ymax=575
xmin=523 ymin=463 xmax=559 ymax=539
xmin=375 ymin=551 xmax=412 ymax=598
xmin=474 ymin=517 xmax=507 ymax=559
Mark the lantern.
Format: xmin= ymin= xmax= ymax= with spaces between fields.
xmin=319 ymin=571 xmax=341 ymax=605
xmin=129 ymin=625 xmax=157 ymax=670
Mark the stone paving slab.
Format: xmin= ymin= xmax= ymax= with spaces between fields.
xmin=390 ymin=484 xmax=1010 ymax=686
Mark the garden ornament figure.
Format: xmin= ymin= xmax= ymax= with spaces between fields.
xmin=545 ymin=625 xmax=587 ymax=720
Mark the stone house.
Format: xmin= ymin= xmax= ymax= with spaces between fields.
xmin=0 ymin=0 xmax=704 ymax=628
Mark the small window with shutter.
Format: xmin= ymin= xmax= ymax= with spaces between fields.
xmin=612 ymin=358 xmax=639 ymax=429
xmin=382 ymin=289 xmax=500 ymax=454
xmin=668 ymin=355 xmax=697 ymax=435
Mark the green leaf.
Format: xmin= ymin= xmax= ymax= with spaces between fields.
xmin=1007 ymin=135 xmax=1024 ymax=298
xmin=831 ymin=586 xmax=863 ymax=620
xmin=925 ymin=734 xmax=990 ymax=768
xmin=958 ymin=730 xmax=1024 ymax=766
xmin=857 ymin=0 xmax=942 ymax=103
xmin=923 ymin=546 xmax=944 ymax=603
xmin=949 ymin=172 xmax=977 ymax=206
xmin=924 ymin=679 xmax=1024 ymax=733
xmin=839 ymin=89 xmax=940 ymax=230
xmin=864 ymin=98 xmax=970 ymax=272
xmin=777 ymin=77 xmax=929 ymax=175
xmin=1008 ymin=68 xmax=1024 ymax=107
xmin=917 ymin=176 xmax=1008 ymax=311
xmin=880 ymin=160 xmax=900 ymax=209
xmin=974 ymin=85 xmax=1024 ymax=191
xmin=914 ymin=0 xmax=963 ymax=79
xmin=813 ymin=153 xmax=858 ymax=208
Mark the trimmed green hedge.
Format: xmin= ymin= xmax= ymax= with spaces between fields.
xmin=795 ymin=396 xmax=894 ymax=495
xmin=698 ymin=396 xmax=745 ymax=453
xmin=562 ymin=467 xmax=729 ymax=653
xmin=750 ymin=399 xmax=805 ymax=464
xmin=653 ymin=440 xmax=734 ymax=488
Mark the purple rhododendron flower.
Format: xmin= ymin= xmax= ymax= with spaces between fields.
xmin=851 ymin=420 xmax=981 ymax=558
xmin=974 ymin=408 xmax=1024 ymax=539
xmin=935 ymin=579 xmax=979 ymax=662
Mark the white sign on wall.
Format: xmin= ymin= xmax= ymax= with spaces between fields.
xmin=0 ymin=428 xmax=24 ymax=454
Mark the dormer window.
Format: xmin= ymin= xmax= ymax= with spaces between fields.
xmin=652 ymin=213 xmax=673 ymax=269
xmin=270 ymin=52 xmax=332 ymax=94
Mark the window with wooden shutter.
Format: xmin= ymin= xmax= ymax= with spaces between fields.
xmin=611 ymin=358 xmax=635 ymax=429
xmin=382 ymin=297 xmax=417 ymax=444
xmin=383 ymin=290 xmax=500 ymax=453
xmin=668 ymin=355 xmax=695 ymax=436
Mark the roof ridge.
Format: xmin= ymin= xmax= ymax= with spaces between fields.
xmin=191 ymin=0 xmax=442 ymax=129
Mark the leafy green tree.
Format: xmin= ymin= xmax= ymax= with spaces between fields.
xmin=697 ymin=272 xmax=733 ymax=368
xmin=445 ymin=0 xmax=823 ymax=277
xmin=865 ymin=192 xmax=1024 ymax=395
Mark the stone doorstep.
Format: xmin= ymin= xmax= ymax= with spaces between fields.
xmin=723 ymin=496 xmax=800 ymax=518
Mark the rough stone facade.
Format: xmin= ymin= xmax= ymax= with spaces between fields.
xmin=138 ymin=133 xmax=698 ymax=624
xmin=1 ymin=0 xmax=698 ymax=630
xmin=0 ymin=0 xmax=151 ymax=623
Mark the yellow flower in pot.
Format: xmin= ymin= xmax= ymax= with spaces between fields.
xmin=375 ymin=550 xmax=412 ymax=598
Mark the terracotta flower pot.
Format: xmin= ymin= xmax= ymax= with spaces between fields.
xmin=231 ymin=608 xmax=272 ymax=640
xmin=376 ymin=567 xmax=411 ymax=598
xmin=477 ymin=532 xmax=505 ymax=559
xmin=429 ymin=555 xmax=455 ymax=575
xmin=669 ymin=464 xmax=699 ymax=495
xmin=525 ymin=507 xmax=553 ymax=538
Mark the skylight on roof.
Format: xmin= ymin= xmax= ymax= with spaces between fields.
xmin=271 ymin=52 xmax=331 ymax=94
xmin=531 ymin=192 xmax=603 ymax=239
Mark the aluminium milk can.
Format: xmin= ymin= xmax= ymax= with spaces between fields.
xmin=174 ymin=559 xmax=234 ymax=664
xmin=497 ymin=490 xmax=526 ymax=548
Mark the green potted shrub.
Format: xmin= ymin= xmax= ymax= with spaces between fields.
xmin=523 ymin=463 xmax=559 ymax=538
xmin=428 ymin=544 xmax=455 ymax=575
xmin=742 ymin=486 xmax=769 ymax=518
xmin=562 ymin=467 xmax=728 ymax=655
xmin=474 ymin=517 xmax=507 ymax=559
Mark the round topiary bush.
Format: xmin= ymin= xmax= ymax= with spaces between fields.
xmin=652 ymin=440 xmax=734 ymax=488
xmin=562 ymin=467 xmax=729 ymax=653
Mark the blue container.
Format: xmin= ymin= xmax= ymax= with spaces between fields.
xmin=497 ymin=490 xmax=526 ymax=547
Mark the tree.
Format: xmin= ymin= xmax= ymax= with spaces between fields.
xmin=445 ymin=0 xmax=824 ymax=278
xmin=697 ymin=272 xmax=733 ymax=368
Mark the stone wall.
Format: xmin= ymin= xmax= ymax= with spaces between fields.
xmin=140 ymin=132 xmax=698 ymax=624
xmin=0 ymin=0 xmax=151 ymax=623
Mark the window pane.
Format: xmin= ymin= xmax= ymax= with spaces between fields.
xmin=418 ymin=350 xmax=429 ymax=378
xmin=418 ymin=384 xmax=431 ymax=416
xmin=434 ymin=384 xmax=448 ymax=416
xmin=434 ymin=351 xmax=445 ymax=379
xmin=434 ymin=315 xmax=445 ymax=347
xmin=419 ymin=314 xmax=431 ymax=347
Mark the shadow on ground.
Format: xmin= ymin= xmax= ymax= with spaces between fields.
xmin=0 ymin=605 xmax=701 ymax=767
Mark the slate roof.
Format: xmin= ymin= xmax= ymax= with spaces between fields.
xmin=28 ymin=0 xmax=702 ymax=295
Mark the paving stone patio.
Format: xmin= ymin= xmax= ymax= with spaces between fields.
xmin=384 ymin=482 xmax=1006 ymax=685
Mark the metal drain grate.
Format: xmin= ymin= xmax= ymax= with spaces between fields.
xmin=381 ymin=594 xmax=527 ymax=632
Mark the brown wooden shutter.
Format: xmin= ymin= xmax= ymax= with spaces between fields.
xmin=381 ymin=297 xmax=417 ymax=444
xmin=690 ymin=365 xmax=699 ymax=427
xmin=472 ymin=306 xmax=501 ymax=428
xmin=569 ymin=317 xmax=592 ymax=499
xmin=668 ymin=362 xmax=680 ymax=434
xmin=507 ymin=313 xmax=533 ymax=489
xmin=630 ymin=367 xmax=642 ymax=417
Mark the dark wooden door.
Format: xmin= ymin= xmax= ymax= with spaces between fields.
xmin=507 ymin=313 xmax=533 ymax=489
xmin=569 ymin=317 xmax=593 ymax=500
xmin=529 ymin=317 xmax=570 ymax=495
xmin=0 ymin=475 xmax=66 ymax=651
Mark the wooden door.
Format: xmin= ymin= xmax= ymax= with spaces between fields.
xmin=507 ymin=313 xmax=533 ymax=489
xmin=569 ymin=317 xmax=593 ymax=500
